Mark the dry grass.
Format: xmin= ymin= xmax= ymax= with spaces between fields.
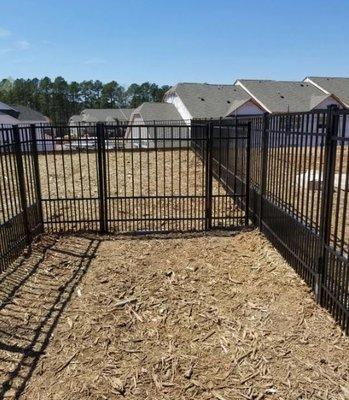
xmin=0 ymin=230 xmax=348 ymax=399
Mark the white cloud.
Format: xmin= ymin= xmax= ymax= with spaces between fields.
xmin=0 ymin=27 xmax=11 ymax=38
xmin=16 ymin=40 xmax=30 ymax=50
xmin=84 ymin=57 xmax=107 ymax=65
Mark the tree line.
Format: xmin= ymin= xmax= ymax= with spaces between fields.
xmin=0 ymin=77 xmax=170 ymax=123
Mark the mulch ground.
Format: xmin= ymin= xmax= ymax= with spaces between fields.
xmin=0 ymin=230 xmax=349 ymax=399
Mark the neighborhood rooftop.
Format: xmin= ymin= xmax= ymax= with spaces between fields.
xmin=164 ymin=83 xmax=252 ymax=119
xmin=10 ymin=104 xmax=49 ymax=122
xmin=0 ymin=101 xmax=16 ymax=112
xmin=69 ymin=114 xmax=84 ymax=123
xmin=0 ymin=102 xmax=49 ymax=125
xmin=81 ymin=108 xmax=135 ymax=122
xmin=235 ymin=79 xmax=337 ymax=113
xmin=304 ymin=77 xmax=349 ymax=108
xmin=131 ymin=102 xmax=183 ymax=122
xmin=0 ymin=111 xmax=21 ymax=125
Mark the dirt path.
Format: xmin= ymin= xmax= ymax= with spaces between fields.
xmin=1 ymin=231 xmax=348 ymax=399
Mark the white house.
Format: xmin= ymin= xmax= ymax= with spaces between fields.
xmin=233 ymin=79 xmax=347 ymax=144
xmin=125 ymin=102 xmax=187 ymax=148
xmin=304 ymin=77 xmax=349 ymax=109
xmin=79 ymin=108 xmax=134 ymax=123
xmin=234 ymin=79 xmax=343 ymax=114
xmin=0 ymin=102 xmax=53 ymax=151
xmin=163 ymin=83 xmax=264 ymax=122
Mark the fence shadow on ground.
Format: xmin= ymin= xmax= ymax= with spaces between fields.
xmin=0 ymin=234 xmax=101 ymax=399
xmin=0 ymin=229 xmax=249 ymax=399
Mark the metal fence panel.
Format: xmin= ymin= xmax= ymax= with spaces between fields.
xmin=36 ymin=122 xmax=249 ymax=234
xmin=0 ymin=125 xmax=43 ymax=273
xmin=236 ymin=107 xmax=349 ymax=334
xmin=0 ymin=114 xmax=348 ymax=334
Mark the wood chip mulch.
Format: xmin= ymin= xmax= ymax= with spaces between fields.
xmin=0 ymin=230 xmax=348 ymax=399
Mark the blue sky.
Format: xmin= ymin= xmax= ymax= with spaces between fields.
xmin=1 ymin=0 xmax=348 ymax=86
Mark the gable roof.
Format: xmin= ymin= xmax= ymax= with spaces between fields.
xmin=0 ymin=111 xmax=20 ymax=125
xmin=305 ymin=77 xmax=349 ymax=108
xmin=11 ymin=104 xmax=49 ymax=122
xmin=132 ymin=102 xmax=183 ymax=122
xmin=165 ymin=83 xmax=253 ymax=118
xmin=81 ymin=108 xmax=134 ymax=122
xmin=235 ymin=79 xmax=335 ymax=113
xmin=0 ymin=101 xmax=20 ymax=118
xmin=0 ymin=101 xmax=16 ymax=112
xmin=69 ymin=114 xmax=84 ymax=123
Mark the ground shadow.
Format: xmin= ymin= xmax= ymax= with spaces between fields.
xmin=0 ymin=228 xmax=250 ymax=399
xmin=0 ymin=234 xmax=101 ymax=399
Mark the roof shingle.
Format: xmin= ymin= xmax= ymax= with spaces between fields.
xmin=132 ymin=102 xmax=183 ymax=122
xmin=236 ymin=79 xmax=333 ymax=113
xmin=165 ymin=83 xmax=252 ymax=118
xmin=81 ymin=108 xmax=135 ymax=122
xmin=305 ymin=77 xmax=349 ymax=107
xmin=10 ymin=105 xmax=48 ymax=122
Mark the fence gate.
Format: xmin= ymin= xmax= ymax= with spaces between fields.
xmin=97 ymin=121 xmax=251 ymax=233
xmin=35 ymin=121 xmax=250 ymax=234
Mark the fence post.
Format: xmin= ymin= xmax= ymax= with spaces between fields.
xmin=316 ymin=105 xmax=339 ymax=304
xmin=97 ymin=122 xmax=107 ymax=233
xmin=205 ymin=121 xmax=213 ymax=230
xmin=13 ymin=125 xmax=31 ymax=245
xmin=30 ymin=124 xmax=44 ymax=233
xmin=259 ymin=113 xmax=269 ymax=231
xmin=245 ymin=122 xmax=251 ymax=226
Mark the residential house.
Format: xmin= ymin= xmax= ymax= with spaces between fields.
xmin=163 ymin=83 xmax=263 ymax=121
xmin=0 ymin=111 xmax=19 ymax=126
xmin=234 ymin=79 xmax=342 ymax=114
xmin=80 ymin=108 xmax=134 ymax=123
xmin=304 ymin=77 xmax=349 ymax=109
xmin=126 ymin=102 xmax=187 ymax=148
xmin=11 ymin=104 xmax=50 ymax=124
xmin=233 ymin=79 xmax=348 ymax=150
xmin=69 ymin=108 xmax=136 ymax=139
xmin=0 ymin=101 xmax=19 ymax=120
xmin=68 ymin=114 xmax=85 ymax=137
xmin=0 ymin=101 xmax=52 ymax=151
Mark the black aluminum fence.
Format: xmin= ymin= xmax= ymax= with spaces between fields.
xmin=0 ymin=121 xmax=250 ymax=273
xmin=0 ymin=125 xmax=43 ymax=273
xmin=1 ymin=112 xmax=348 ymax=334
xmin=229 ymin=107 xmax=348 ymax=334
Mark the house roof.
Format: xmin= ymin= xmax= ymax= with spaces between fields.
xmin=165 ymin=83 xmax=252 ymax=118
xmin=69 ymin=114 xmax=84 ymax=123
xmin=10 ymin=104 xmax=49 ymax=122
xmin=235 ymin=79 xmax=334 ymax=113
xmin=0 ymin=111 xmax=20 ymax=125
xmin=305 ymin=77 xmax=349 ymax=108
xmin=0 ymin=101 xmax=20 ymax=118
xmin=81 ymin=108 xmax=135 ymax=122
xmin=132 ymin=102 xmax=184 ymax=122
xmin=0 ymin=101 xmax=16 ymax=112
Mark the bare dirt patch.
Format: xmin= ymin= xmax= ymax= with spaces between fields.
xmin=1 ymin=231 xmax=349 ymax=399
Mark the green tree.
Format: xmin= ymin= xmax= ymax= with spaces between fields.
xmin=0 ymin=77 xmax=170 ymax=123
